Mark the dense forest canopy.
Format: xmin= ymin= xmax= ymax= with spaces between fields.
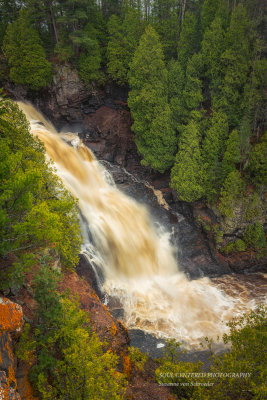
xmin=0 ymin=0 xmax=266 ymax=258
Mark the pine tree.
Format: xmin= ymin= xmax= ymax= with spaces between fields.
xmin=171 ymin=121 xmax=204 ymax=202
xmin=3 ymin=9 xmax=52 ymax=90
xmin=128 ymin=25 xmax=176 ymax=172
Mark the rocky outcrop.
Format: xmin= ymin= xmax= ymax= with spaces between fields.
xmin=0 ymin=298 xmax=23 ymax=400
xmin=37 ymin=65 xmax=94 ymax=123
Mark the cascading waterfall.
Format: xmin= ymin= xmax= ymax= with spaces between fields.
xmin=18 ymin=102 xmax=256 ymax=345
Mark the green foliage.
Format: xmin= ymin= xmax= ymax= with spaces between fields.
xmin=152 ymin=0 xmax=179 ymax=60
xmin=202 ymin=110 xmax=228 ymax=200
xmin=54 ymin=41 xmax=74 ymax=63
xmin=156 ymin=306 xmax=267 ymax=400
xmin=0 ymin=98 xmax=82 ymax=289
xmin=128 ymin=25 xmax=176 ymax=172
xmin=3 ymin=9 xmax=51 ymax=90
xmin=156 ymin=339 xmax=203 ymax=399
xmin=244 ymin=222 xmax=266 ymax=250
xmin=167 ymin=59 xmax=187 ymax=131
xmin=245 ymin=192 xmax=262 ymax=221
xmin=78 ymin=24 xmax=104 ymax=84
xmin=234 ymin=238 xmax=246 ymax=252
xmin=219 ymin=4 xmax=252 ymax=126
xmin=183 ymin=53 xmax=204 ymax=117
xmin=200 ymin=16 xmax=226 ymax=103
xmin=220 ymin=129 xmax=241 ymax=182
xmin=128 ymin=347 xmax=147 ymax=372
xmin=15 ymin=323 xmax=36 ymax=363
xmin=197 ymin=305 xmax=267 ymax=400
xmin=219 ymin=170 xmax=244 ymax=218
xmin=107 ymin=9 xmax=143 ymax=85
xmin=27 ymin=264 xmax=126 ymax=400
xmin=178 ymin=12 xmax=201 ymax=71
xmin=247 ymin=132 xmax=267 ymax=185
xmin=201 ymin=0 xmax=220 ymax=32
xmin=222 ymin=241 xmax=235 ymax=255
xmin=171 ymin=121 xmax=204 ymax=202
xmin=244 ymin=59 xmax=267 ymax=136
xmin=222 ymin=239 xmax=247 ymax=254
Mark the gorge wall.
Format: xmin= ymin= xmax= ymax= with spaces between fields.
xmin=4 ymin=65 xmax=266 ymax=277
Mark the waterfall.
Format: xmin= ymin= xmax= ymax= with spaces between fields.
xmin=18 ymin=102 xmax=250 ymax=345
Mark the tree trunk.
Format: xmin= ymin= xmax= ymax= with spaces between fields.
xmin=49 ymin=0 xmax=59 ymax=43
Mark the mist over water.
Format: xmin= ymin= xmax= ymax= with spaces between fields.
xmin=18 ymin=102 xmax=258 ymax=346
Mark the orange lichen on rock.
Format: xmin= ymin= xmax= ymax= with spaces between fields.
xmin=0 ymin=298 xmax=23 ymax=335
xmin=122 ymin=354 xmax=132 ymax=379
xmin=0 ymin=370 xmax=21 ymax=400
xmin=110 ymin=321 xmax=118 ymax=336
xmin=7 ymin=364 xmax=17 ymax=390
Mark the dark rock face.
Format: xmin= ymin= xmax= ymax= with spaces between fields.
xmin=76 ymin=254 xmax=103 ymax=298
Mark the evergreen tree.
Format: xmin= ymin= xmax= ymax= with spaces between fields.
xmin=220 ymin=4 xmax=252 ymax=126
xmin=201 ymin=0 xmax=220 ymax=32
xmin=54 ymin=0 xmax=103 ymax=60
xmin=128 ymin=25 xmax=176 ymax=172
xmin=171 ymin=121 xmax=204 ymax=202
xmin=202 ymin=111 xmax=229 ymax=200
xmin=29 ymin=264 xmax=127 ymax=399
xmin=152 ymin=0 xmax=179 ymax=60
xmin=247 ymin=132 xmax=267 ymax=185
xmin=0 ymin=0 xmax=22 ymax=45
xmin=24 ymin=0 xmax=60 ymax=49
xmin=3 ymin=9 xmax=52 ymax=90
xmin=177 ymin=11 xmax=201 ymax=71
xmin=107 ymin=9 xmax=143 ymax=85
xmin=220 ymin=129 xmax=241 ymax=182
xmin=78 ymin=24 xmax=103 ymax=84
xmin=219 ymin=169 xmax=244 ymax=218
xmin=244 ymin=222 xmax=266 ymax=250
xmin=200 ymin=17 xmax=226 ymax=105
xmin=244 ymin=58 xmax=267 ymax=135
xmin=168 ymin=59 xmax=188 ymax=132
xmin=183 ymin=53 xmax=204 ymax=120
xmin=0 ymin=99 xmax=82 ymax=288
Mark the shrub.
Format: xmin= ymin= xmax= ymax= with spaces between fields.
xmin=235 ymin=239 xmax=246 ymax=252
xmin=244 ymin=222 xmax=266 ymax=250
